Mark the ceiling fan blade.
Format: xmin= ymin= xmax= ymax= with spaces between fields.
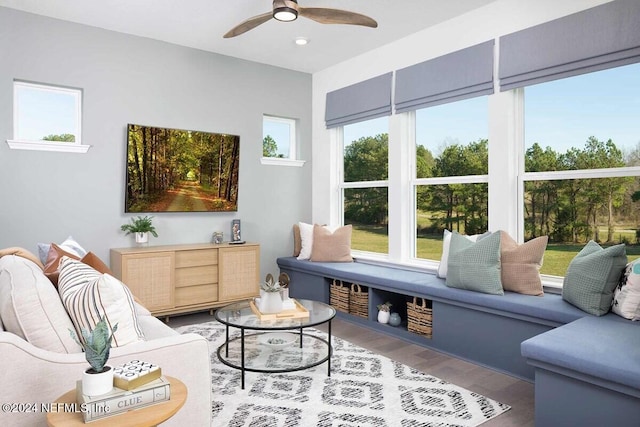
xmin=298 ymin=7 xmax=378 ymax=28
xmin=223 ymin=11 xmax=273 ymax=38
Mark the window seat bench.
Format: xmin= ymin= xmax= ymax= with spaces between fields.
xmin=277 ymin=257 xmax=640 ymax=426
xmin=277 ymin=257 xmax=586 ymax=381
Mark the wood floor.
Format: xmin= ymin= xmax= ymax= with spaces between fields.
xmin=168 ymin=311 xmax=535 ymax=427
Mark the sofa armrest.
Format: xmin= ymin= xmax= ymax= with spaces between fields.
xmin=0 ymin=331 xmax=211 ymax=426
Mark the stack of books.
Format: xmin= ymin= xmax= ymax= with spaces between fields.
xmin=76 ymin=360 xmax=169 ymax=423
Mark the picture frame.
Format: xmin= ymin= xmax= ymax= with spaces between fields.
xmin=231 ymin=219 xmax=242 ymax=242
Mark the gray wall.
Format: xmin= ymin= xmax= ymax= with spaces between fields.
xmin=0 ymin=7 xmax=311 ymax=279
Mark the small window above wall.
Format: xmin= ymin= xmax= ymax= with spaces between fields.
xmin=7 ymin=80 xmax=90 ymax=153
xmin=261 ymin=114 xmax=304 ymax=167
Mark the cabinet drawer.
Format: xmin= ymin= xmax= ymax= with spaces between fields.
xmin=175 ymin=249 xmax=218 ymax=268
xmin=175 ymin=284 xmax=218 ymax=307
xmin=175 ymin=265 xmax=218 ymax=287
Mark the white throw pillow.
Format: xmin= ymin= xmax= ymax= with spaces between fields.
xmin=297 ymin=222 xmax=315 ymax=260
xmin=0 ymin=255 xmax=82 ymax=353
xmin=437 ymin=230 xmax=491 ymax=278
xmin=612 ymin=258 xmax=640 ymax=321
xmin=58 ymin=256 xmax=145 ymax=347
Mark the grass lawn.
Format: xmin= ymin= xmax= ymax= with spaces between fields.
xmin=351 ymin=225 xmax=640 ymax=276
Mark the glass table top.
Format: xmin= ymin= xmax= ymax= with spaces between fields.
xmin=215 ymin=298 xmax=336 ymax=330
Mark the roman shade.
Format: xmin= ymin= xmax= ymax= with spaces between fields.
xmin=394 ymin=41 xmax=494 ymax=113
xmin=325 ymin=72 xmax=392 ymax=128
xmin=499 ymin=0 xmax=640 ymax=91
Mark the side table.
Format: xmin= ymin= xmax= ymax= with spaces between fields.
xmin=46 ymin=376 xmax=187 ymax=427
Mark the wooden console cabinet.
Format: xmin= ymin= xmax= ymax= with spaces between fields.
xmin=110 ymin=243 xmax=259 ymax=317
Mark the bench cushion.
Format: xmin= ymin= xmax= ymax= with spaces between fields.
xmin=521 ymin=315 xmax=640 ymax=391
xmin=278 ymin=257 xmax=588 ymax=325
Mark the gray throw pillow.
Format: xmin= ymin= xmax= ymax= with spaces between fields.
xmin=446 ymin=231 xmax=503 ymax=295
xmin=562 ymin=240 xmax=627 ymax=316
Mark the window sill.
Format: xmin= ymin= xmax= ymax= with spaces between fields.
xmin=351 ymin=251 xmax=439 ymax=275
xmin=260 ymin=157 xmax=305 ymax=167
xmin=7 ymin=140 xmax=91 ymax=153
xmin=353 ymin=251 xmax=565 ymax=293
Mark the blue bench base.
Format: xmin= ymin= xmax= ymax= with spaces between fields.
xmin=522 ymin=315 xmax=640 ymax=426
xmin=277 ymin=257 xmax=585 ymax=382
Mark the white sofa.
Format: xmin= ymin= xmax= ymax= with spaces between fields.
xmin=0 ymin=253 xmax=212 ymax=426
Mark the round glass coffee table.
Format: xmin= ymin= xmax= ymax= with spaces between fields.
xmin=214 ymin=299 xmax=336 ymax=389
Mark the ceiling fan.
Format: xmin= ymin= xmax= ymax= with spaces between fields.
xmin=223 ymin=0 xmax=378 ymax=38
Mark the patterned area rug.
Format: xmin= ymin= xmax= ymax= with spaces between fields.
xmin=175 ymin=321 xmax=510 ymax=426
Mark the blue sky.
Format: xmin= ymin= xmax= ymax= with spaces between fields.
xmin=263 ymin=119 xmax=291 ymax=156
xmin=344 ymin=62 xmax=640 ymax=158
xmin=16 ymin=85 xmax=77 ymax=140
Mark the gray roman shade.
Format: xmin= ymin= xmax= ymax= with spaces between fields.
xmin=394 ymin=41 xmax=494 ymax=113
xmin=499 ymin=0 xmax=640 ymax=91
xmin=325 ymin=72 xmax=392 ymax=128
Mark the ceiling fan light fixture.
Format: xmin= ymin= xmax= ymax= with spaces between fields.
xmin=273 ymin=7 xmax=297 ymax=22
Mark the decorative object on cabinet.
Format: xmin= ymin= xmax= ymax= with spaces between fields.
xmin=212 ymin=231 xmax=224 ymax=244
xmin=120 ymin=215 xmax=158 ymax=245
xmin=231 ymin=219 xmax=242 ymax=242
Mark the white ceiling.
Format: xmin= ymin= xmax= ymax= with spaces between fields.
xmin=0 ymin=0 xmax=497 ymax=73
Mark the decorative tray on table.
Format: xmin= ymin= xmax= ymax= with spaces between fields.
xmin=249 ymin=298 xmax=310 ymax=320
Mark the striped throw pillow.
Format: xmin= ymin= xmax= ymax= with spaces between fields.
xmin=58 ymin=256 xmax=144 ymax=347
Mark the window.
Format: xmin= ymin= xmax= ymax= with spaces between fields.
xmin=261 ymin=115 xmax=304 ymax=166
xmin=522 ymin=62 xmax=640 ymax=277
xmin=414 ymin=96 xmax=489 ymax=262
xmin=341 ymin=116 xmax=389 ymax=255
xmin=8 ymin=80 xmax=89 ymax=153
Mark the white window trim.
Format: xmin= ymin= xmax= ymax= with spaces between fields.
xmin=8 ymin=81 xmax=90 ymax=153
xmin=262 ymin=115 xmax=300 ymax=163
xmin=6 ymin=140 xmax=90 ymax=153
xmin=328 ymin=74 xmax=640 ymax=287
xmin=260 ymin=157 xmax=305 ymax=167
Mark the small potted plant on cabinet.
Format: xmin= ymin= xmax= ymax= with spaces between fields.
xmin=71 ymin=317 xmax=118 ymax=395
xmin=120 ymin=215 xmax=158 ymax=245
xmin=377 ymin=301 xmax=392 ymax=324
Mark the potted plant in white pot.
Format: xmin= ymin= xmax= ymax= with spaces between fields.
xmin=120 ymin=215 xmax=158 ymax=245
xmin=377 ymin=301 xmax=392 ymax=324
xmin=258 ymin=275 xmax=283 ymax=314
xmin=71 ymin=316 xmax=118 ymax=395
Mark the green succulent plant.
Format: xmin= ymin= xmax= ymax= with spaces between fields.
xmin=120 ymin=215 xmax=158 ymax=237
xmin=70 ymin=317 xmax=118 ymax=373
xmin=260 ymin=279 xmax=282 ymax=292
xmin=377 ymin=301 xmax=393 ymax=312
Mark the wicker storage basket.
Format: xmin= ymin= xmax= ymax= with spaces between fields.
xmin=330 ymin=279 xmax=349 ymax=313
xmin=349 ymin=283 xmax=369 ymax=318
xmin=406 ymin=297 xmax=433 ymax=338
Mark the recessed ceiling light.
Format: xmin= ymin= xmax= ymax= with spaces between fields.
xmin=295 ymin=37 xmax=309 ymax=46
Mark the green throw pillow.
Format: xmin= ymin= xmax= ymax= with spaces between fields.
xmin=446 ymin=231 xmax=503 ymax=295
xmin=562 ymin=240 xmax=627 ymax=316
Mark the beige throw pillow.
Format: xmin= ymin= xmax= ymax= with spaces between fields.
xmin=0 ymin=247 xmax=44 ymax=269
xmin=500 ymin=231 xmax=548 ymax=296
xmin=310 ymin=224 xmax=353 ymax=262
